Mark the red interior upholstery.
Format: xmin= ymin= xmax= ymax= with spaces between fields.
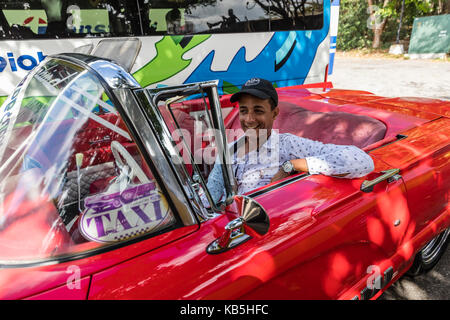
xmin=158 ymin=107 xmax=196 ymax=174
xmin=68 ymin=113 xmax=152 ymax=201
xmin=229 ymin=101 xmax=387 ymax=148
xmin=156 ymin=100 xmax=387 ymax=159
xmin=69 ymin=113 xmax=132 ymax=171
xmin=152 ymin=100 xmax=387 ymax=173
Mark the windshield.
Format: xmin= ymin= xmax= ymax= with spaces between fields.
xmin=0 ymin=58 xmax=176 ymax=265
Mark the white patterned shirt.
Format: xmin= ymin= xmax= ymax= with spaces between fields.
xmin=204 ymin=130 xmax=374 ymax=203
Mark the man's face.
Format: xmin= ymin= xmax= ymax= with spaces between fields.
xmin=238 ymin=94 xmax=279 ymax=138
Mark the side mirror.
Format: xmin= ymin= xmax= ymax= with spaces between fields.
xmin=206 ymin=196 xmax=269 ymax=254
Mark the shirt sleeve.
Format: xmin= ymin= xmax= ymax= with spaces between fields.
xmin=284 ymin=134 xmax=374 ymax=178
xmin=202 ymin=161 xmax=226 ymax=205
xmin=201 ymin=140 xmax=239 ymax=207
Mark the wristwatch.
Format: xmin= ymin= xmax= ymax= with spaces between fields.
xmin=281 ymin=160 xmax=295 ymax=174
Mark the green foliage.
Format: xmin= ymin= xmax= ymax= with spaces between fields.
xmin=378 ymin=0 xmax=440 ymax=47
xmin=376 ymin=0 xmax=434 ymax=20
xmin=337 ymin=0 xmax=448 ymax=50
xmin=336 ymin=0 xmax=372 ymax=50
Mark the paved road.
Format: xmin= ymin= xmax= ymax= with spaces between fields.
xmin=329 ymin=53 xmax=449 ymax=300
xmin=329 ymin=53 xmax=450 ymax=100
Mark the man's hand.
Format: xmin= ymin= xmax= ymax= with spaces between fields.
xmin=270 ymin=168 xmax=291 ymax=183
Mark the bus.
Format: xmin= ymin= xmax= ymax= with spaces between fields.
xmin=0 ymin=0 xmax=340 ymax=105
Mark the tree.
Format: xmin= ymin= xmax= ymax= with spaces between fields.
xmin=253 ymin=0 xmax=309 ymax=20
xmin=367 ymin=0 xmax=391 ymax=48
xmin=367 ymin=0 xmax=443 ymax=48
xmin=336 ymin=0 xmax=372 ymax=50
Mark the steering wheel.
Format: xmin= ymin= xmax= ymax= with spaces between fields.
xmin=68 ymin=141 xmax=150 ymax=242
xmin=110 ymin=141 xmax=150 ymax=184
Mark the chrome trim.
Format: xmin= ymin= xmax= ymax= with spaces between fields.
xmin=144 ymin=81 xmax=233 ymax=217
xmin=366 ymin=134 xmax=408 ymax=153
xmin=206 ymin=195 xmax=269 ymax=254
xmin=113 ymin=88 xmax=199 ymax=226
xmin=206 ymin=225 xmax=251 ymax=255
xmin=239 ymin=196 xmax=270 ymax=235
xmin=360 ymin=168 xmax=401 ymax=193
xmin=142 ymin=86 xmax=214 ymax=218
xmin=420 ymin=228 xmax=450 ymax=264
xmin=133 ymin=89 xmax=210 ymax=221
xmin=51 ymin=53 xmax=140 ymax=90
xmin=208 ymin=83 xmax=236 ymax=203
xmin=162 ymin=93 xmax=220 ymax=214
xmin=247 ymin=172 xmax=310 ymax=198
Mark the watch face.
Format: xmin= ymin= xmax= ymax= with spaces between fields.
xmin=283 ymin=161 xmax=293 ymax=173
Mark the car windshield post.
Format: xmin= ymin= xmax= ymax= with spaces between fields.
xmin=134 ymin=86 xmax=214 ymax=220
xmin=205 ymin=83 xmax=236 ymax=205
xmin=158 ymin=92 xmax=220 ymax=217
xmin=144 ymin=81 xmax=236 ymax=214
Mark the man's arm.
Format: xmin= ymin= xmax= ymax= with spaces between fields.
xmin=270 ymin=158 xmax=308 ymax=182
xmin=271 ymin=135 xmax=374 ymax=182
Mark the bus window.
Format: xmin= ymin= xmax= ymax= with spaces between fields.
xmin=140 ymin=0 xmax=324 ymax=35
xmin=0 ymin=0 xmax=141 ymax=39
xmin=0 ymin=1 xmax=324 ymax=39
xmin=268 ymin=0 xmax=324 ymax=31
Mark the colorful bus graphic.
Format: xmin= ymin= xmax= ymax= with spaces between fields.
xmin=0 ymin=1 xmax=339 ymax=106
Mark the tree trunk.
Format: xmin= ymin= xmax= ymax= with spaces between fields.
xmin=437 ymin=0 xmax=443 ymax=14
xmin=368 ymin=0 xmax=390 ymax=49
xmin=396 ymin=0 xmax=405 ymax=43
xmin=372 ymin=21 xmax=386 ymax=48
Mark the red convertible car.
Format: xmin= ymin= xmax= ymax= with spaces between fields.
xmin=0 ymin=53 xmax=448 ymax=300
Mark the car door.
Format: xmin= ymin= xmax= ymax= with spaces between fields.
xmin=227 ymin=124 xmax=449 ymax=300
xmin=235 ymin=156 xmax=408 ymax=300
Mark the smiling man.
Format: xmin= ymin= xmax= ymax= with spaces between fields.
xmin=204 ymin=78 xmax=374 ymax=204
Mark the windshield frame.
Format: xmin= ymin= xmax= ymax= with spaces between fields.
xmin=0 ymin=53 xmax=200 ymax=268
xmin=143 ymin=81 xmax=236 ymax=214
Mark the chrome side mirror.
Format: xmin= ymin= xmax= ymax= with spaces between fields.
xmin=206 ymin=196 xmax=269 ymax=254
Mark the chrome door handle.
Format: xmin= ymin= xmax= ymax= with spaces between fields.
xmin=360 ymin=168 xmax=401 ymax=193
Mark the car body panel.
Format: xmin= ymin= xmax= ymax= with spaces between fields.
xmin=307 ymin=89 xmax=450 ymax=118
xmin=87 ymin=90 xmax=450 ymax=300
xmin=0 ymin=225 xmax=198 ymax=299
xmin=0 ymin=55 xmax=448 ymax=300
xmin=87 ymin=157 xmax=409 ymax=300
xmin=25 ymin=276 xmax=91 ymax=300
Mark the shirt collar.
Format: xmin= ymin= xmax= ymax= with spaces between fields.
xmin=231 ymin=129 xmax=279 ymax=161
xmin=261 ymin=129 xmax=279 ymax=151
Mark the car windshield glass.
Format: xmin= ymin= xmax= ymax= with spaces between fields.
xmin=0 ymin=58 xmax=176 ymax=265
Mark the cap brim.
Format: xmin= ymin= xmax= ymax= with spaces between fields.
xmin=230 ymin=88 xmax=271 ymax=103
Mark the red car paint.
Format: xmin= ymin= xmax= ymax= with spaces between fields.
xmin=1 ymin=81 xmax=448 ymax=300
